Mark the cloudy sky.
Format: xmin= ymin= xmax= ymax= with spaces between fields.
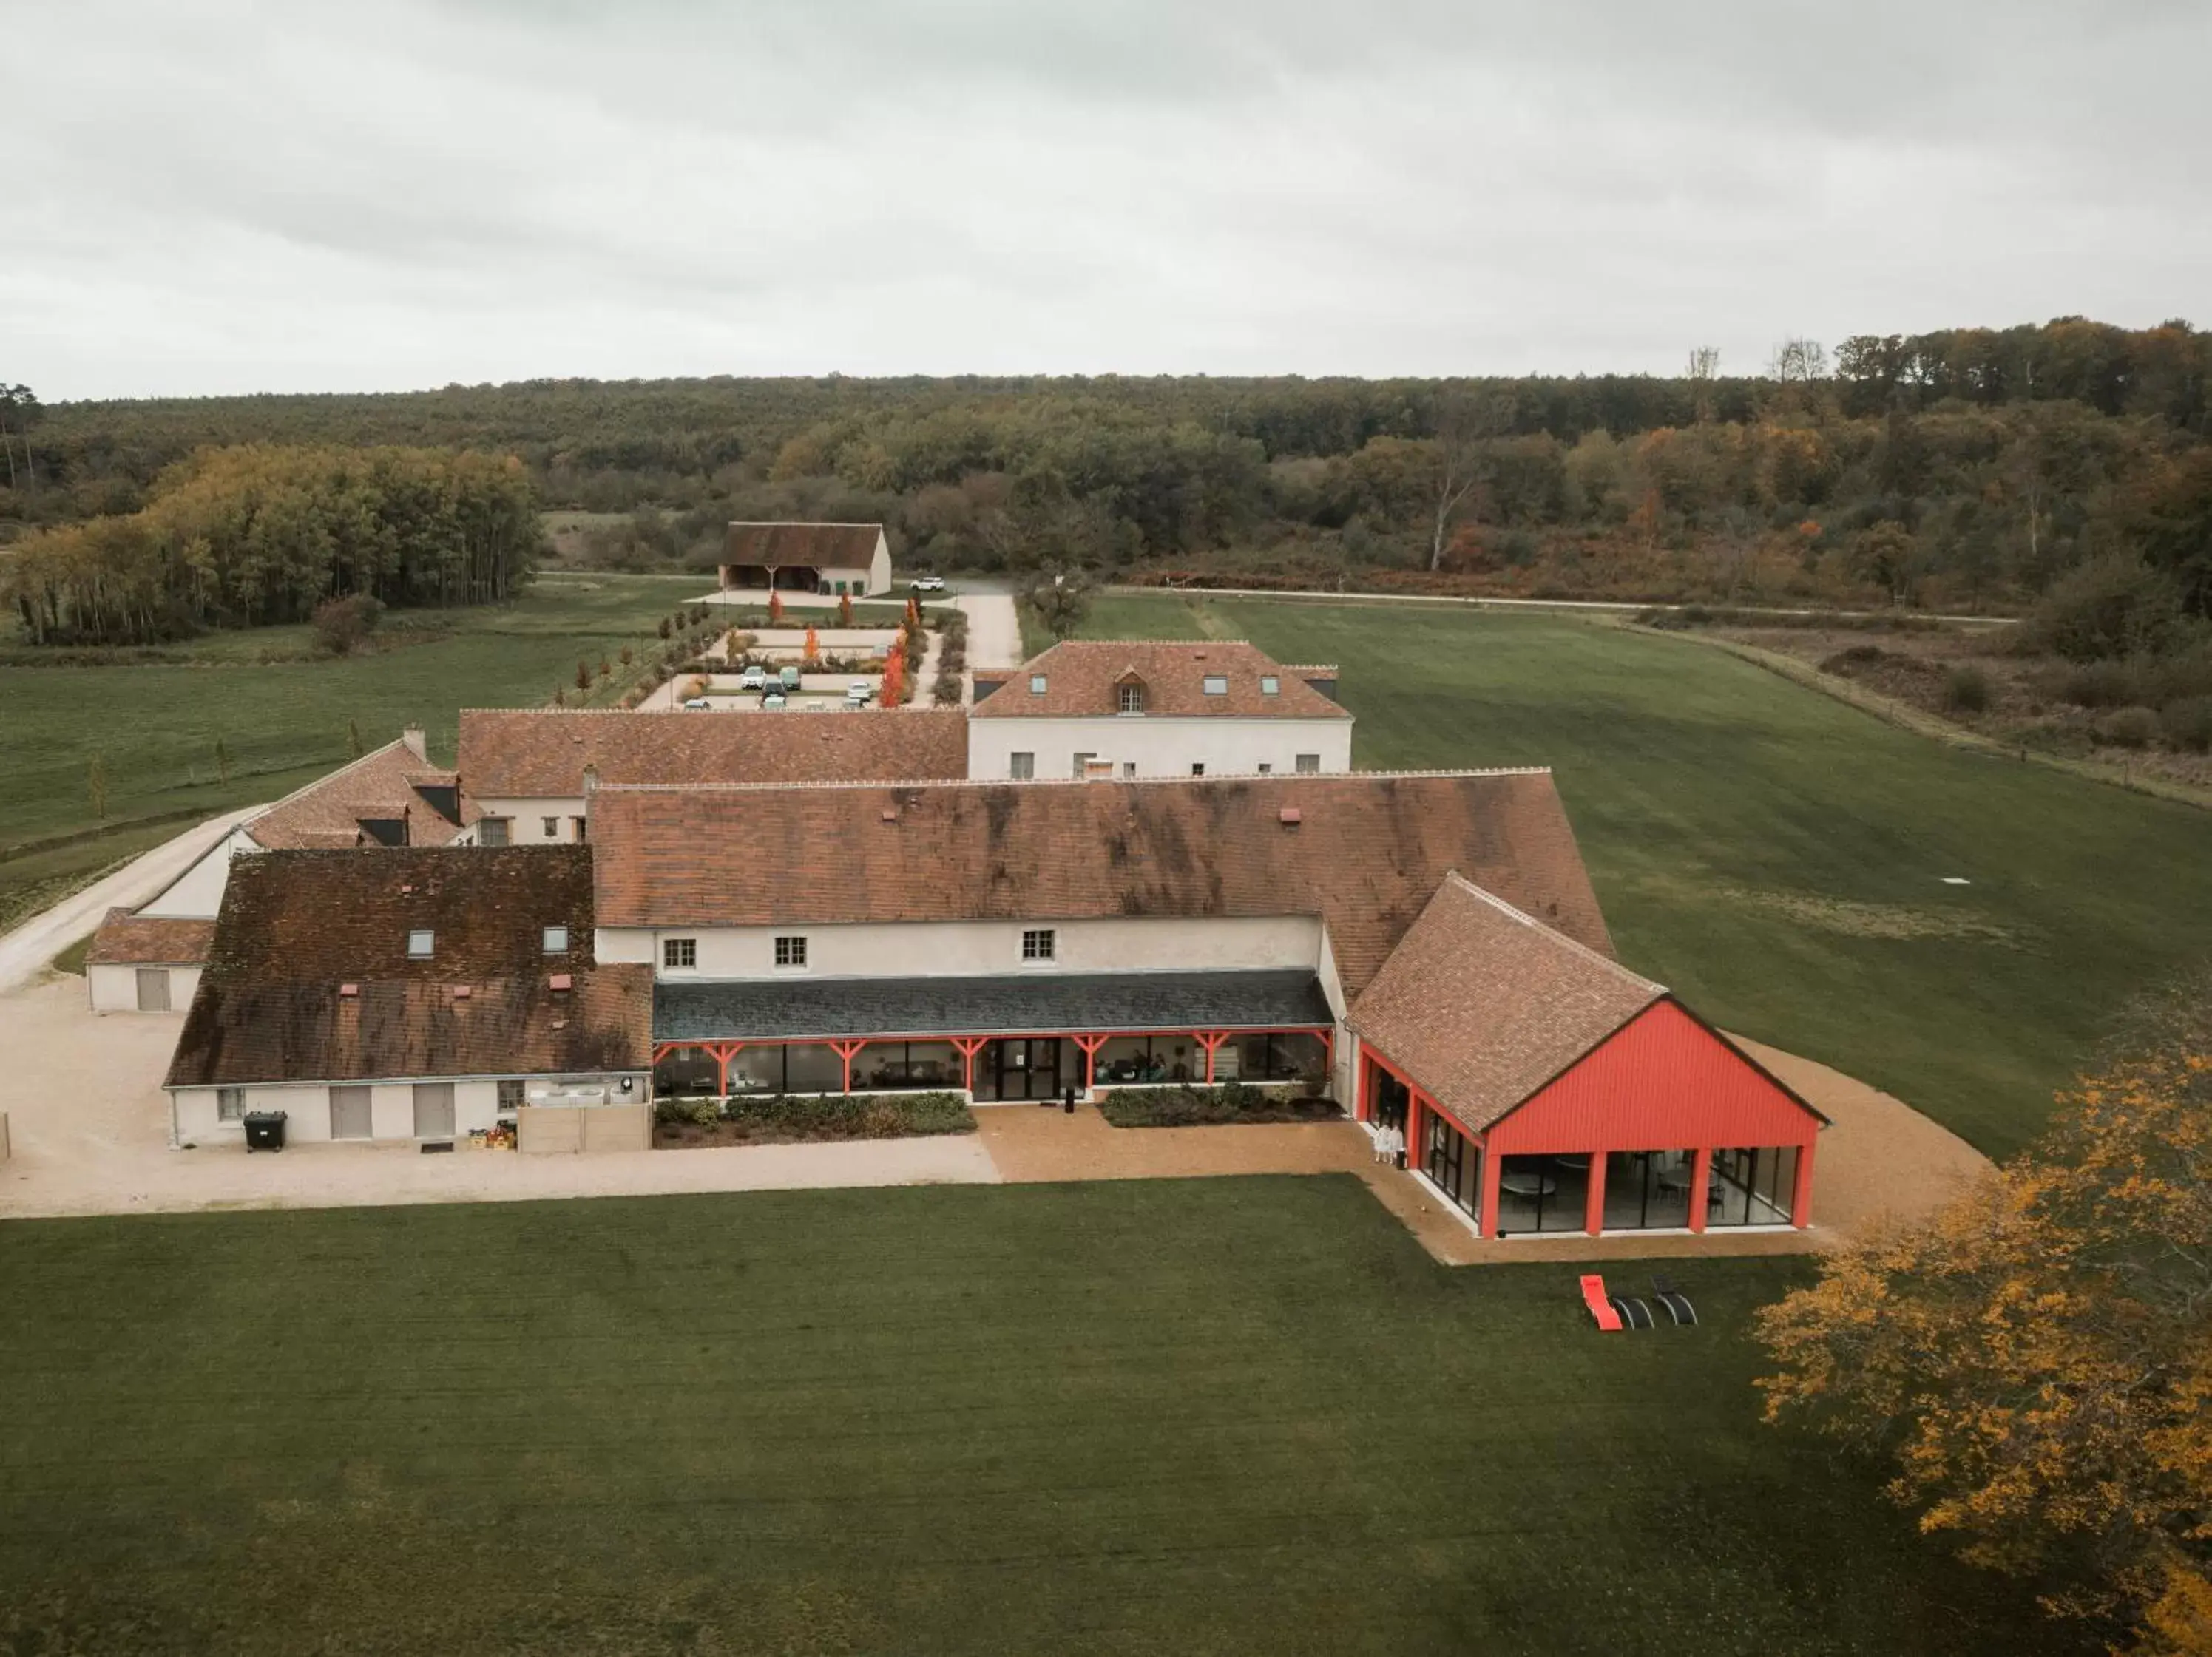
xmin=9 ymin=0 xmax=2208 ymax=400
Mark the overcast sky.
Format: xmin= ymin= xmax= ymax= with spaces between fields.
xmin=8 ymin=0 xmax=2208 ymax=401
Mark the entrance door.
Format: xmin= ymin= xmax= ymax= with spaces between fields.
xmin=413 ymin=1082 xmax=456 ymax=1139
xmin=993 ymin=1038 xmax=1062 ymax=1101
xmin=331 ymin=1085 xmax=373 ymax=1140
xmin=135 ymin=968 xmax=171 ymax=1012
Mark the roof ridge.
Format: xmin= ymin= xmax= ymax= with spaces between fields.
xmin=592 ymin=767 xmax=1555 ymax=795
xmin=246 ymin=736 xmax=420 ymax=824
xmin=1441 ymin=872 xmax=1665 ymax=995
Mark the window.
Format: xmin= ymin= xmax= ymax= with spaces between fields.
xmin=774 ymin=935 xmax=808 ymax=969
xmin=1121 ymin=762 xmax=1136 ymax=778
xmin=1029 ymin=674 xmax=1048 ymax=695
xmin=217 ymin=1087 xmax=244 ymax=1122
xmin=541 ymin=816 xmax=560 ymax=838
xmin=1295 ymin=753 xmax=1321 ymax=773
xmin=407 ymin=929 xmax=434 ymax=958
xmin=1072 ymin=752 xmax=1093 ymax=778
xmin=1009 ymin=751 xmax=1035 ymax=780
xmin=497 ymin=1079 xmax=525 ymax=1112
xmin=572 ymin=816 xmax=588 ymax=843
xmin=1202 ymin=674 xmax=1228 ymax=696
xmin=663 ymin=937 xmax=697 ymax=970
xmin=542 ymin=926 xmax=569 ymax=955
xmin=479 ymin=817 xmax=510 ymax=847
xmin=1117 ymin=682 xmax=1145 ymax=714
xmin=1257 ymin=762 xmax=1272 ymax=775
xmin=1021 ymin=928 xmax=1055 ymax=962
xmin=1260 ymin=675 xmax=1279 ymax=696
xmin=1190 ymin=763 xmax=1205 ymax=776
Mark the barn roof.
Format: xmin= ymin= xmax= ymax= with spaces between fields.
xmin=723 ymin=522 xmax=884 ymax=568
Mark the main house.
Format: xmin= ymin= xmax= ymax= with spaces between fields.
xmin=967 ymin=640 xmax=1354 ymax=780
xmin=717 ymin=522 xmax=891 ymax=597
xmin=86 ymin=729 xmax=476 ymax=1013
xmin=163 ymin=769 xmax=1823 ymax=1241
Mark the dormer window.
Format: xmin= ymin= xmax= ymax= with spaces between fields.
xmin=1117 ymin=680 xmax=1146 ymax=714
xmin=407 ymin=929 xmax=434 ymax=959
xmin=1260 ymin=675 xmax=1279 ymax=696
xmin=1029 ymin=674 xmax=1048 ymax=695
xmin=542 ymin=926 xmax=569 ymax=955
xmin=1202 ymin=674 xmax=1229 ymax=697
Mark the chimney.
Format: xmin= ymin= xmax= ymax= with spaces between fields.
xmin=401 ymin=724 xmax=427 ymax=760
xmin=581 ymin=762 xmax=601 ymax=796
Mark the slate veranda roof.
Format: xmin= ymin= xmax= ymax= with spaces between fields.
xmin=591 ymin=770 xmax=1611 ymax=1000
xmin=1347 ymin=873 xmax=1665 ymax=1134
xmin=653 ymin=969 xmax=1335 ymax=1043
xmin=457 ymin=708 xmax=970 ymax=799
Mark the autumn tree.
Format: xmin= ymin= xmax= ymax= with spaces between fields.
xmin=767 ymin=589 xmax=784 ymax=624
xmin=1427 ymin=390 xmax=1515 ymax=571
xmin=1021 ymin=570 xmax=1092 ymax=640
xmin=803 ymin=626 xmax=820 ymax=665
xmin=1757 ymin=967 xmax=2212 ymax=1653
xmin=839 ymin=592 xmax=853 ymax=626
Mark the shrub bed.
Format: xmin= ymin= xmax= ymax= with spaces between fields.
xmin=653 ymin=1091 xmax=975 ymax=1148
xmin=1097 ymin=1081 xmax=1342 ymax=1129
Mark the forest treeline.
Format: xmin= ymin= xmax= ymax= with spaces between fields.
xmin=1 ymin=445 xmax=541 ymax=645
xmin=4 ymin=316 xmax=2207 ymax=630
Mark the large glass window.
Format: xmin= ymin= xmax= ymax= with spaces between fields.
xmin=1094 ymin=1035 xmax=1170 ymax=1085
xmin=1231 ymin=1032 xmax=1329 ymax=1089
xmin=1423 ymin=1113 xmax=1483 ymax=1223
xmin=853 ymin=1040 xmax=959 ymax=1091
xmin=782 ymin=1043 xmax=848 ymax=1094
xmin=1601 ymin=1149 xmax=1696 ymax=1231
xmin=653 ymin=1046 xmax=720 ymax=1097
xmin=726 ymin=1046 xmax=785 ymax=1097
xmin=1495 ymin=1153 xmax=1592 ymax=1235
xmin=1709 ymin=1146 xmax=1800 ymax=1227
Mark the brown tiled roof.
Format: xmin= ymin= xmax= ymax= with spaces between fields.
xmin=589 ymin=770 xmax=1610 ymax=998
xmin=457 ymin=708 xmax=970 ymax=799
xmin=85 ymin=908 xmax=215 ymax=967
xmin=1348 ymin=874 xmax=1664 ymax=1134
xmin=166 ymin=846 xmax=650 ymax=1087
xmin=248 ymin=740 xmax=475 ymax=850
xmin=723 ymin=522 xmax=883 ymax=568
xmin=972 ymin=640 xmax=1351 ymax=720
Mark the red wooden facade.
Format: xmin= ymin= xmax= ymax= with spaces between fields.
xmin=1360 ymin=997 xmax=1822 ymax=1238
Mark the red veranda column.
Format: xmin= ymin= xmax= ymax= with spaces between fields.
xmin=1071 ymin=1034 xmax=1107 ymax=1094
xmin=830 ymin=1040 xmax=867 ymax=1094
xmin=1478 ymin=1139 xmax=1502 ymax=1239
xmin=1790 ymin=1139 xmax=1818 ymax=1229
xmin=1196 ymin=1031 xmax=1229 ymax=1083
xmin=1687 ymin=1147 xmax=1714 ymax=1234
xmin=951 ymin=1037 xmax=987 ymax=1096
xmin=1582 ymin=1148 xmax=1608 ymax=1236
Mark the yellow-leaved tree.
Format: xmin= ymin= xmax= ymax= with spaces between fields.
xmin=1757 ymin=969 xmax=2212 ymax=1653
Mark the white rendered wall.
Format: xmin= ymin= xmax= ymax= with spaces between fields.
xmin=171 ymin=1078 xmax=527 ymax=1146
xmin=965 ymin=715 xmax=1353 ymax=781
xmin=474 ymin=798 xmax=588 ymax=843
xmin=87 ymin=963 xmax=201 ymax=1014
xmin=598 ymin=913 xmax=1325 ymax=981
xmin=138 ymin=827 xmax=260 ymax=919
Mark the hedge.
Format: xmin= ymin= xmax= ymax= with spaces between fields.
xmin=1097 ymin=1081 xmax=1342 ymax=1129
xmin=653 ymin=1091 xmax=975 ymax=1144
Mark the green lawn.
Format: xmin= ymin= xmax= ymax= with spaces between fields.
xmin=0 ymin=1179 xmax=2078 ymax=1656
xmin=0 ymin=574 xmax=711 ymax=926
xmin=1078 ymin=593 xmax=2212 ymax=1157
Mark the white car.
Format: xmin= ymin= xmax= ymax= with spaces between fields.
xmin=737 ymin=665 xmax=768 ymax=691
xmin=845 ymin=680 xmax=873 ymax=706
xmin=681 ymin=697 xmax=710 ymax=711
xmin=910 ymin=575 xmax=946 ymax=592
xmin=761 ymin=691 xmax=787 ymax=711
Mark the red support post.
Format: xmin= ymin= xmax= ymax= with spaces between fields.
xmin=1790 ymin=1139 xmax=1817 ymax=1229
xmin=1583 ymin=1148 xmax=1608 ymax=1236
xmin=1071 ymin=1034 xmax=1107 ymax=1093
xmin=1196 ymin=1031 xmax=1228 ymax=1083
xmin=950 ymin=1037 xmax=988 ymax=1095
xmin=1688 ymin=1147 xmax=1713 ymax=1234
xmin=1404 ymin=1091 xmax=1422 ymax=1173
xmin=712 ymin=1042 xmax=747 ymax=1096
xmin=1478 ymin=1139 xmax=1501 ymax=1238
xmin=829 ymin=1040 xmax=867 ymax=1094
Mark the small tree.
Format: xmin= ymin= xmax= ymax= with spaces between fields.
xmin=213 ymin=736 xmax=232 ymax=785
xmin=311 ymin=593 xmax=384 ymax=656
xmin=553 ymin=687 xmax=565 ymax=707
xmin=619 ymin=644 xmax=633 ymax=666
xmin=657 ymin=617 xmax=672 ymax=640
xmin=1021 ymin=571 xmax=1093 ymax=640
xmin=87 ymin=751 xmax=109 ymax=820
xmin=803 ymin=626 xmax=820 ymax=665
xmin=575 ymin=660 xmax=592 ymax=691
xmin=346 ymin=719 xmax=364 ymax=759
xmin=768 ymin=589 xmax=785 ymax=624
xmin=598 ymin=656 xmax=612 ymax=680
xmin=839 ymin=592 xmax=853 ymax=626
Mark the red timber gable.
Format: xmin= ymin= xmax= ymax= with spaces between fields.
xmin=1481 ymin=999 xmax=1823 ymax=1156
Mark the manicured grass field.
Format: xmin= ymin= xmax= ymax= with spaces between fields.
xmin=1079 ymin=593 xmax=2212 ymax=1157
xmin=0 ymin=574 xmax=708 ymax=928
xmin=0 ymin=1180 xmax=2076 ymax=1656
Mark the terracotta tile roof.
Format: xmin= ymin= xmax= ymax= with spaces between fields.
xmin=972 ymin=640 xmax=1350 ymax=720
xmin=247 ymin=740 xmax=475 ymax=850
xmin=85 ymin=908 xmax=215 ymax=967
xmin=723 ymin=522 xmax=883 ymax=567
xmin=457 ymin=708 xmax=969 ymax=799
xmin=166 ymin=846 xmax=651 ymax=1087
xmin=589 ymin=770 xmax=1611 ymax=998
xmin=1348 ymin=874 xmax=1665 ymax=1134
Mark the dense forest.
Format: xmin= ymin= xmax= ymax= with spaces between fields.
xmin=3 ymin=316 xmax=2207 ymax=628
xmin=0 ymin=445 xmax=541 ymax=645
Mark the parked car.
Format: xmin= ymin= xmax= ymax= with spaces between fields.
xmin=737 ymin=665 xmax=768 ymax=691
xmin=681 ymin=697 xmax=710 ymax=711
xmin=845 ymin=680 xmax=873 ymax=706
xmin=910 ymin=575 xmax=946 ymax=592
xmin=778 ymin=665 xmax=801 ymax=691
xmin=761 ymin=691 xmax=787 ymax=710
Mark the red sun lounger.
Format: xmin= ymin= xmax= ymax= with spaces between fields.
xmin=1580 ymin=1274 xmax=1624 ymax=1332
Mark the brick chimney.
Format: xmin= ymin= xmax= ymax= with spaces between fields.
xmin=401 ymin=723 xmax=427 ymax=760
